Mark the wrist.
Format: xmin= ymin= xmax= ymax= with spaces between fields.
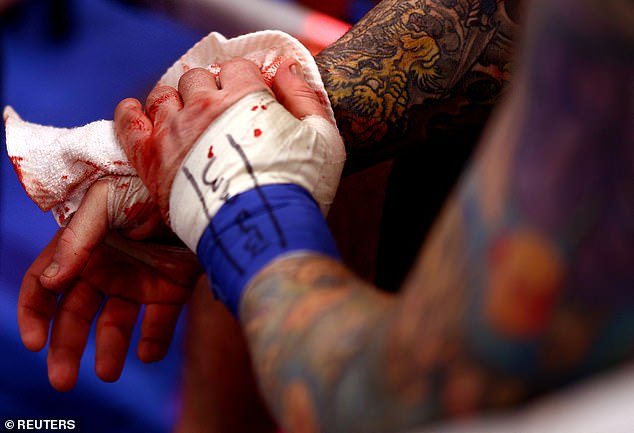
xmin=196 ymin=184 xmax=340 ymax=317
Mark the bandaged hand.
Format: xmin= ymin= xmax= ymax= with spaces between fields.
xmin=116 ymin=58 xmax=345 ymax=316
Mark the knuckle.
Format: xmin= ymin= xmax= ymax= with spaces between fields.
xmin=116 ymin=98 xmax=139 ymax=112
xmin=146 ymin=86 xmax=178 ymax=109
xmin=115 ymin=107 xmax=148 ymax=135
xmin=58 ymin=225 xmax=90 ymax=259
xmin=181 ymin=67 xmax=211 ymax=80
xmin=222 ymin=58 xmax=260 ymax=77
xmin=58 ymin=226 xmax=79 ymax=251
xmin=178 ymin=68 xmax=215 ymax=93
xmin=128 ymin=117 xmax=150 ymax=134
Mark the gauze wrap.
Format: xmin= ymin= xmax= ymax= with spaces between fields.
xmin=4 ymin=30 xmax=343 ymax=230
xmin=170 ymin=90 xmax=345 ymax=251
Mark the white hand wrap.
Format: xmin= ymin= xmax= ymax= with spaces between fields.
xmin=106 ymin=176 xmax=155 ymax=228
xmin=169 ymin=90 xmax=346 ymax=251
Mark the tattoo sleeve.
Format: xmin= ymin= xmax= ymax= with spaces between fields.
xmin=316 ymin=0 xmax=522 ymax=173
xmin=240 ymin=1 xmax=634 ymax=432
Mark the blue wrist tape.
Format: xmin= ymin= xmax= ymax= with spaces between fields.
xmin=196 ymin=184 xmax=340 ymax=317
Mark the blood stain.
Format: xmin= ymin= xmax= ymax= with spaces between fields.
xmin=124 ymin=202 xmax=149 ymax=222
xmin=206 ymin=57 xmax=283 ymax=89
xmin=9 ymin=156 xmax=25 ymax=184
xmin=261 ymin=56 xmax=284 ymax=87
xmin=254 ymin=129 xmax=262 ymax=137
xmin=208 ymin=146 xmax=214 ymax=158
xmin=57 ymin=208 xmax=67 ymax=225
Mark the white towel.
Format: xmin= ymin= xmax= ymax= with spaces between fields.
xmin=4 ymin=30 xmax=334 ymax=228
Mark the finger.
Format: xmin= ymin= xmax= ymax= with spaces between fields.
xmin=81 ymin=242 xmax=192 ymax=305
xmin=104 ymin=233 xmax=203 ymax=288
xmin=218 ymin=58 xmax=270 ymax=96
xmin=178 ymin=68 xmax=218 ymax=104
xmin=95 ymin=297 xmax=141 ymax=382
xmin=145 ymin=85 xmax=183 ymax=125
xmin=114 ymin=98 xmax=153 ymax=173
xmin=272 ymin=58 xmax=330 ymax=121
xmin=47 ymin=280 xmax=104 ymax=392
xmin=119 ymin=210 xmax=166 ymax=241
xmin=137 ymin=303 xmax=182 ymax=363
xmin=18 ymin=231 xmax=63 ymax=352
xmin=39 ymin=181 xmax=109 ymax=291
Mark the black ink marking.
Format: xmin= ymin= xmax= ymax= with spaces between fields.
xmin=226 ymin=134 xmax=288 ymax=248
xmin=182 ymin=166 xmax=244 ymax=275
xmin=182 ymin=166 xmax=212 ymax=221
xmin=202 ymin=157 xmax=224 ymax=192
xmin=235 ymin=209 xmax=271 ymax=257
xmin=201 ymin=156 xmax=231 ymax=201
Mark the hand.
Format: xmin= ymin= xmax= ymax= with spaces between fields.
xmin=18 ymin=57 xmax=330 ymax=392
xmin=18 ymin=181 xmax=202 ymax=392
xmin=114 ymin=57 xmax=332 ymax=220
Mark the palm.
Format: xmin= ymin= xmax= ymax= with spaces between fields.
xmin=18 ymin=221 xmax=202 ymax=392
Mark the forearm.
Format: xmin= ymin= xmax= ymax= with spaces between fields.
xmin=378 ymin=0 xmax=634 ymax=416
xmin=316 ymin=0 xmax=523 ymax=172
xmin=392 ymin=0 xmax=634 ymax=400
xmin=239 ymin=2 xmax=634 ymax=431
xmin=242 ymin=254 xmax=411 ymax=433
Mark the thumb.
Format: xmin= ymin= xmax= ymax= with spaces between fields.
xmin=272 ymin=59 xmax=331 ymax=122
xmin=39 ymin=181 xmax=109 ymax=290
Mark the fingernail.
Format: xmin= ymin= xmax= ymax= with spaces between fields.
xmin=42 ymin=262 xmax=60 ymax=279
xmin=290 ymin=63 xmax=303 ymax=78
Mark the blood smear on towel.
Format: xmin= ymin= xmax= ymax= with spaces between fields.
xmin=9 ymin=156 xmax=25 ymax=185
xmin=208 ymin=56 xmax=285 ymax=88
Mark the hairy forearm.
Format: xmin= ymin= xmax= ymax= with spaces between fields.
xmin=316 ymin=0 xmax=522 ymax=172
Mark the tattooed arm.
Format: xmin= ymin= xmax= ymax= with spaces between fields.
xmin=242 ymin=1 xmax=634 ymax=431
xmin=316 ymin=0 xmax=523 ymax=172
xmin=118 ymin=0 xmax=521 ymax=172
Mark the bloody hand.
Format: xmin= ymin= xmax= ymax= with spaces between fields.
xmin=17 ymin=181 xmax=202 ymax=392
xmin=114 ymin=58 xmax=332 ymax=222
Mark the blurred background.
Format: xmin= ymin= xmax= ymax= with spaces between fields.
xmin=0 ymin=0 xmax=360 ymax=430
xmin=2 ymin=1 xmax=634 ymax=432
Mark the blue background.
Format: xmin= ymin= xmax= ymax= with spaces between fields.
xmin=1 ymin=0 xmax=203 ymax=430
